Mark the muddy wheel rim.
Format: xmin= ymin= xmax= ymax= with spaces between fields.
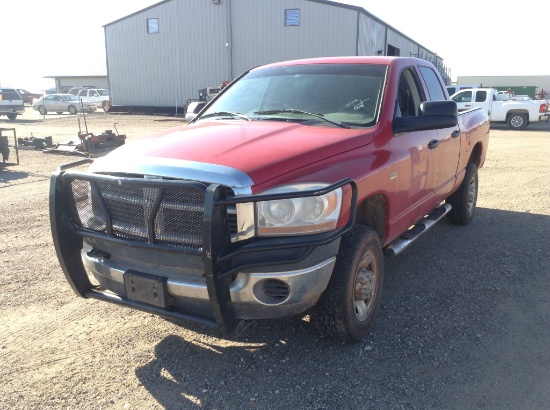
xmin=467 ymin=174 xmax=477 ymax=215
xmin=354 ymin=250 xmax=378 ymax=321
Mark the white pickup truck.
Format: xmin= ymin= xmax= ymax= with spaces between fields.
xmin=451 ymin=88 xmax=549 ymax=129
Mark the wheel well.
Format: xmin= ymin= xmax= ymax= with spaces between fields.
xmin=506 ymin=110 xmax=528 ymax=118
xmin=355 ymin=194 xmax=386 ymax=240
xmin=469 ymin=143 xmax=481 ymax=167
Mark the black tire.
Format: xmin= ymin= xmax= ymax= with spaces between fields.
xmin=56 ymin=112 xmax=63 ymax=115
xmin=312 ymin=225 xmax=384 ymax=341
xmin=507 ymin=113 xmax=527 ymax=129
xmin=68 ymin=105 xmax=78 ymax=115
xmin=447 ymin=162 xmax=478 ymax=225
xmin=38 ymin=106 xmax=47 ymax=115
xmin=7 ymin=113 xmax=17 ymax=120
xmin=102 ymin=100 xmax=111 ymax=113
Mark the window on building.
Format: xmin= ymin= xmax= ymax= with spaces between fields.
xmin=285 ymin=9 xmax=300 ymax=26
xmin=147 ymin=18 xmax=159 ymax=34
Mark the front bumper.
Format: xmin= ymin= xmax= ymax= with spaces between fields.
xmin=50 ymin=159 xmax=357 ymax=333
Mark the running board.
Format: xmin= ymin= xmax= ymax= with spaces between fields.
xmin=384 ymin=203 xmax=452 ymax=257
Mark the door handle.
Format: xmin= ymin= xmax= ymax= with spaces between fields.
xmin=451 ymin=130 xmax=461 ymax=138
xmin=428 ymin=139 xmax=440 ymax=149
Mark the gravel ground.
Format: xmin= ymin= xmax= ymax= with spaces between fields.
xmin=1 ymin=109 xmax=549 ymax=409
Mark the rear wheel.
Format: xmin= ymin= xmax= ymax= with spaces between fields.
xmin=312 ymin=225 xmax=384 ymax=341
xmin=102 ymin=100 xmax=111 ymax=113
xmin=447 ymin=162 xmax=478 ymax=225
xmin=6 ymin=113 xmax=17 ymax=120
xmin=38 ymin=106 xmax=47 ymax=115
xmin=507 ymin=113 xmax=527 ymax=129
xmin=68 ymin=105 xmax=77 ymax=115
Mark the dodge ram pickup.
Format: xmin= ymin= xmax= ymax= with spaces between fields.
xmin=50 ymin=56 xmax=490 ymax=341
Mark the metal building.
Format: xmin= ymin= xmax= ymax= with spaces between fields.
xmin=104 ymin=0 xmax=450 ymax=113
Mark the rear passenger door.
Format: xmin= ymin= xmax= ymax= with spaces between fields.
xmin=419 ymin=65 xmax=461 ymax=200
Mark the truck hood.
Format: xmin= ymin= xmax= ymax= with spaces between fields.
xmin=91 ymin=120 xmax=374 ymax=188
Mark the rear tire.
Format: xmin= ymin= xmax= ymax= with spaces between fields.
xmin=447 ymin=162 xmax=478 ymax=225
xmin=312 ymin=225 xmax=384 ymax=341
xmin=507 ymin=113 xmax=527 ymax=129
xmin=7 ymin=113 xmax=17 ymax=120
xmin=102 ymin=100 xmax=111 ymax=113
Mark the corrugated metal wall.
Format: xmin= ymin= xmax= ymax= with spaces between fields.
xmin=230 ymin=0 xmax=357 ymax=77
xmin=105 ymin=0 xmax=228 ymax=109
xmin=357 ymin=14 xmax=386 ymax=56
xmin=105 ymin=0 xmax=448 ymax=109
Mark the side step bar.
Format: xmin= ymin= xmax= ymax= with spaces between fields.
xmin=384 ymin=203 xmax=451 ymax=257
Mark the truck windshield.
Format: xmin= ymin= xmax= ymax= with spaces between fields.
xmin=200 ymin=63 xmax=387 ymax=127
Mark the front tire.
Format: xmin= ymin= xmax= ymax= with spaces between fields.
xmin=312 ymin=225 xmax=384 ymax=341
xmin=38 ymin=106 xmax=47 ymax=115
xmin=447 ymin=162 xmax=478 ymax=225
xmin=507 ymin=113 xmax=527 ymax=129
xmin=6 ymin=113 xmax=17 ymax=120
xmin=68 ymin=105 xmax=78 ymax=115
xmin=102 ymin=100 xmax=111 ymax=113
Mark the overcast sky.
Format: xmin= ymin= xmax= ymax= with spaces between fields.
xmin=1 ymin=0 xmax=545 ymax=91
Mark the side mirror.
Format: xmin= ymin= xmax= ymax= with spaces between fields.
xmin=394 ymin=100 xmax=458 ymax=134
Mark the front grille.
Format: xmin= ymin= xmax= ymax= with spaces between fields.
xmin=70 ymin=178 xmax=207 ymax=250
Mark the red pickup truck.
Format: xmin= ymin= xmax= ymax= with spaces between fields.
xmin=50 ymin=57 xmax=489 ymax=341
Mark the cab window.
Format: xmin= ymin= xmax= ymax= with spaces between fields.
xmin=396 ymin=68 xmax=424 ymax=117
xmin=452 ymin=91 xmax=472 ymax=103
xmin=418 ymin=66 xmax=446 ymax=101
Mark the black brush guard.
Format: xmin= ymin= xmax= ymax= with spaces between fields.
xmin=50 ymin=159 xmax=358 ymax=333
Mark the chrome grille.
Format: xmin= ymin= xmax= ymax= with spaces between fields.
xmin=70 ymin=178 xmax=206 ymax=250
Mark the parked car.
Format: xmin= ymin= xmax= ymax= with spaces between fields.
xmin=0 ymin=88 xmax=25 ymax=120
xmin=77 ymin=89 xmax=110 ymax=111
xmin=32 ymin=94 xmax=97 ymax=115
xmin=17 ymin=89 xmax=43 ymax=105
xmin=68 ymin=88 xmax=84 ymax=95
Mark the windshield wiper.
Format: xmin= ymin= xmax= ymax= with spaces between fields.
xmin=254 ymin=109 xmax=350 ymax=129
xmin=199 ymin=111 xmax=251 ymax=121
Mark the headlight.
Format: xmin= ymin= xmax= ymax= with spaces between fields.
xmin=256 ymin=183 xmax=342 ymax=236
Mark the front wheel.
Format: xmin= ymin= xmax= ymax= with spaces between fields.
xmin=6 ymin=113 xmax=17 ymax=120
xmin=102 ymin=100 xmax=111 ymax=113
xmin=38 ymin=105 xmax=47 ymax=115
xmin=68 ymin=105 xmax=78 ymax=115
xmin=447 ymin=162 xmax=478 ymax=225
xmin=312 ymin=225 xmax=384 ymax=341
xmin=507 ymin=113 xmax=527 ymax=129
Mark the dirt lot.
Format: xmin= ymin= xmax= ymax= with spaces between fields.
xmin=1 ymin=109 xmax=549 ymax=409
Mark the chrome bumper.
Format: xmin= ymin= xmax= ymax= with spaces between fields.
xmin=83 ymin=250 xmax=336 ymax=320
